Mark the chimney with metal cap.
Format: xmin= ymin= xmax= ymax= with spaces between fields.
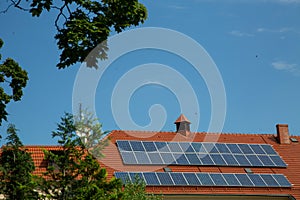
xmin=174 ymin=114 xmax=191 ymax=136
xmin=276 ymin=124 xmax=290 ymax=144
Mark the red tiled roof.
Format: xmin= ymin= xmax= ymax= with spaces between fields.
xmin=7 ymin=128 xmax=299 ymax=198
xmin=99 ymin=130 xmax=300 ymax=199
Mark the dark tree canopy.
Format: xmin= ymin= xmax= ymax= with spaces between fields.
xmin=2 ymin=0 xmax=147 ymax=69
xmin=0 ymin=39 xmax=28 ymax=126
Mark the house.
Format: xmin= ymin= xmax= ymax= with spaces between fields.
xmin=26 ymin=114 xmax=300 ymax=199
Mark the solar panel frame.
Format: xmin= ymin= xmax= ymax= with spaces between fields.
xmin=222 ymin=154 xmax=239 ymax=166
xmin=250 ymin=144 xmax=266 ymax=155
xmin=155 ymin=142 xmax=170 ymax=152
xmin=191 ymin=143 xmax=207 ymax=153
xmin=160 ymin=152 xmax=175 ymax=164
xmin=222 ymin=174 xmax=241 ymax=186
xmin=260 ymin=174 xmax=279 ymax=187
xmin=269 ymin=155 xmax=287 ymax=167
xmin=235 ymin=174 xmax=253 ymax=186
xmin=247 ymin=174 xmax=267 ymax=187
xmin=173 ymin=153 xmax=189 ymax=165
xmin=272 ymin=174 xmax=291 ymax=187
xmin=120 ymin=151 xmax=137 ymax=164
xmin=130 ymin=141 xmax=145 ymax=151
xmin=203 ymin=143 xmax=219 ymax=153
xmin=260 ymin=145 xmax=277 ymax=155
xmin=168 ymin=142 xmax=183 ymax=152
xmin=134 ymin=152 xmax=151 ymax=164
xmin=215 ymin=143 xmax=230 ymax=153
xmin=179 ymin=142 xmax=195 ymax=153
xmin=185 ymin=153 xmax=202 ymax=165
xmin=210 ymin=154 xmax=227 ymax=165
xmin=197 ymin=173 xmax=214 ymax=186
xmin=238 ymin=144 xmax=254 ymax=154
xmin=156 ymin=172 xmax=174 ymax=185
xmin=246 ymin=155 xmax=264 ymax=167
xmin=148 ymin=152 xmax=163 ymax=164
xmin=226 ymin=143 xmax=243 ymax=154
xmin=234 ymin=154 xmax=251 ymax=166
xmin=198 ymin=154 xmax=215 ymax=165
xmin=258 ymin=155 xmax=275 ymax=166
xmin=210 ymin=173 xmax=228 ymax=186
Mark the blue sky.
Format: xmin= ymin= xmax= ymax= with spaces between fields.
xmin=0 ymin=0 xmax=300 ymax=144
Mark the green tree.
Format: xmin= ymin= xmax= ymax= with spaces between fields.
xmin=0 ymin=124 xmax=38 ymax=199
xmin=39 ymin=113 xmax=122 ymax=199
xmin=2 ymin=0 xmax=147 ymax=69
xmin=0 ymin=39 xmax=28 ymax=127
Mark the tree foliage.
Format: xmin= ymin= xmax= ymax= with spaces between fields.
xmin=0 ymin=39 xmax=28 ymax=126
xmin=39 ymin=113 xmax=123 ymax=199
xmin=2 ymin=0 xmax=147 ymax=69
xmin=0 ymin=124 xmax=38 ymax=199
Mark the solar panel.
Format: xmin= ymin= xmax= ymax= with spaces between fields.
xmin=260 ymin=174 xmax=279 ymax=187
xmin=143 ymin=172 xmax=160 ymax=185
xmin=223 ymin=174 xmax=241 ymax=186
xmin=183 ymin=173 xmax=201 ymax=185
xmin=185 ymin=153 xmax=201 ymax=165
xmin=248 ymin=174 xmax=266 ymax=187
xmin=235 ymin=174 xmax=253 ymax=186
xmin=170 ymin=173 xmax=187 ymax=185
xmin=168 ymin=142 xmax=182 ymax=152
xmin=120 ymin=151 xmax=137 ymax=164
xmin=134 ymin=152 xmax=150 ymax=164
xmin=156 ymin=173 xmax=174 ymax=185
xmin=210 ymin=173 xmax=227 ymax=186
xmin=210 ymin=154 xmax=226 ymax=165
xmin=129 ymin=172 xmax=143 ymax=182
xmin=114 ymin=172 xmax=291 ymax=188
xmin=114 ymin=172 xmax=130 ymax=184
xmin=179 ymin=142 xmax=195 ymax=153
xmin=142 ymin=141 xmax=157 ymax=152
xmin=272 ymin=174 xmax=291 ymax=187
xmin=117 ymin=140 xmax=132 ymax=151
xmin=130 ymin=141 xmax=145 ymax=151
xmin=238 ymin=144 xmax=254 ymax=154
xmin=148 ymin=152 xmax=163 ymax=164
xmin=116 ymin=140 xmax=287 ymax=168
xmin=260 ymin=145 xmax=277 ymax=155
xmin=197 ymin=173 xmax=214 ymax=186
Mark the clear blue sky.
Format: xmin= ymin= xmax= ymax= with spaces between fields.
xmin=0 ymin=0 xmax=300 ymax=145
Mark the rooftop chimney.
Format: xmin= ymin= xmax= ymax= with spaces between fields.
xmin=276 ymin=124 xmax=290 ymax=144
xmin=174 ymin=114 xmax=191 ymax=136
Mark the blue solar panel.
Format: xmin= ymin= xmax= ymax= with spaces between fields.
xmin=115 ymin=172 xmax=291 ymax=188
xmin=199 ymin=154 xmax=214 ymax=165
xmin=260 ymin=174 xmax=279 ymax=187
xmin=148 ymin=152 xmax=163 ymax=164
xmin=246 ymin=155 xmax=263 ymax=166
xmin=235 ymin=174 xmax=253 ymax=186
xmin=211 ymin=154 xmax=226 ymax=165
xmin=227 ymin=143 xmax=243 ymax=154
xmin=215 ymin=143 xmax=230 ymax=153
xmin=260 ymin=145 xmax=277 ymax=155
xmin=120 ymin=152 xmax=137 ymax=164
xmin=117 ymin=140 xmax=132 ymax=151
xmin=191 ymin=143 xmax=206 ymax=153
xmin=222 ymin=154 xmax=238 ymax=165
xmin=238 ymin=144 xmax=254 ymax=154
xmin=130 ymin=141 xmax=145 ymax=151
xmin=143 ymin=172 xmax=160 ymax=185
xmin=168 ymin=142 xmax=182 ymax=152
xmin=142 ymin=141 xmax=157 ymax=152
xmin=210 ymin=174 xmax=227 ymax=186
xmin=235 ymin=155 xmax=251 ymax=166
xmin=155 ymin=142 xmax=170 ymax=152
xmin=170 ymin=173 xmax=187 ymax=185
xmin=269 ymin=156 xmax=287 ymax=167
xmin=272 ymin=174 xmax=291 ymax=187
xmin=197 ymin=173 xmax=214 ymax=186
xmin=156 ymin=173 xmax=174 ymax=185
xmin=258 ymin=155 xmax=275 ymax=166
xmin=129 ymin=172 xmax=143 ymax=183
xmin=185 ymin=153 xmax=201 ymax=165
xmin=179 ymin=142 xmax=195 ymax=152
xmin=115 ymin=172 xmax=130 ymax=184
xmin=203 ymin=143 xmax=219 ymax=153
xmin=223 ymin=174 xmax=241 ymax=186
xmin=183 ymin=173 xmax=201 ymax=185
xmin=160 ymin=153 xmax=175 ymax=164
xmin=250 ymin=144 xmax=266 ymax=154
xmin=173 ymin=153 xmax=189 ymax=165
xmin=134 ymin=152 xmax=150 ymax=164
xmin=248 ymin=174 xmax=266 ymax=187
xmin=117 ymin=140 xmax=286 ymax=168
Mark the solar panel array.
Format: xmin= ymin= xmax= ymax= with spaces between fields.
xmin=114 ymin=172 xmax=291 ymax=188
xmin=116 ymin=140 xmax=287 ymax=167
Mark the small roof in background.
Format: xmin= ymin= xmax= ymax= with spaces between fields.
xmin=174 ymin=114 xmax=191 ymax=124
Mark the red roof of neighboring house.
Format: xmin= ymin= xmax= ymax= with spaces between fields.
xmin=98 ymin=128 xmax=300 ymax=199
